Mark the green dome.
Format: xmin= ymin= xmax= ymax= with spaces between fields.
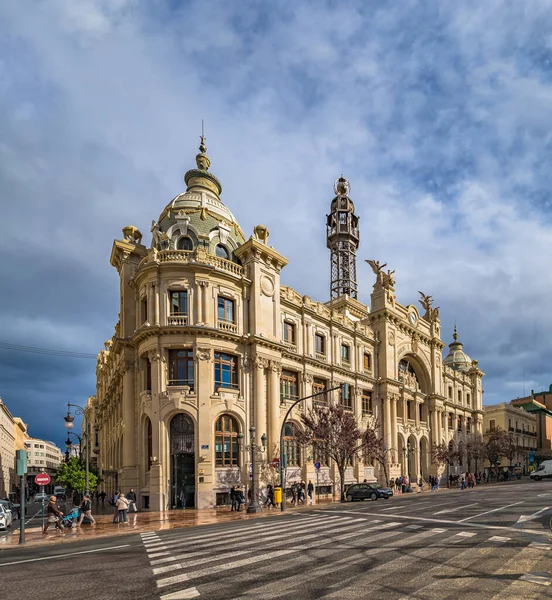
xmin=152 ymin=137 xmax=246 ymax=258
xmin=443 ymin=327 xmax=473 ymax=373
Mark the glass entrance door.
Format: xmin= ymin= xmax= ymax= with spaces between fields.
xmin=170 ymin=414 xmax=195 ymax=509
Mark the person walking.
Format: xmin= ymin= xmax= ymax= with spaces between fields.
xmin=112 ymin=491 xmax=120 ymax=523
xmin=77 ymin=494 xmax=96 ymax=526
xmin=43 ymin=496 xmax=64 ymax=535
xmin=266 ymin=484 xmax=275 ymax=509
xmin=99 ymin=490 xmax=106 ymax=505
xmin=126 ymin=488 xmax=138 ymax=513
xmin=230 ymin=485 xmax=237 ymax=511
xmin=116 ymin=493 xmax=130 ymax=523
xmin=235 ymin=486 xmax=244 ymax=512
xmin=307 ymin=480 xmax=314 ymax=505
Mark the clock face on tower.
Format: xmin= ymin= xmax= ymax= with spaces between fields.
xmin=410 ymin=312 xmax=417 ymax=325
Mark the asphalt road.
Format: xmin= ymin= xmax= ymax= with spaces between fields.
xmin=1 ymin=480 xmax=551 ymax=599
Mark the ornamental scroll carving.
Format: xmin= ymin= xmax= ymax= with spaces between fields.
xmin=148 ymin=349 xmax=165 ymax=363
xmin=269 ymin=360 xmax=282 ymax=374
xmin=254 ymin=357 xmax=269 ymax=370
xmin=196 ymin=348 xmax=212 ymax=362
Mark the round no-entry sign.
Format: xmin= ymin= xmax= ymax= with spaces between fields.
xmin=272 ymin=458 xmax=280 ymax=468
xmin=35 ymin=473 xmax=51 ymax=486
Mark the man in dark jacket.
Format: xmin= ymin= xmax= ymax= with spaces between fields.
xmin=77 ymin=494 xmax=96 ymax=526
xmin=126 ymin=488 xmax=138 ymax=513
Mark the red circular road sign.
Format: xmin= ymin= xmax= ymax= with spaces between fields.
xmin=35 ymin=473 xmax=51 ymax=486
xmin=271 ymin=458 xmax=280 ymax=468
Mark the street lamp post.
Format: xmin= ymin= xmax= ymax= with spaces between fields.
xmin=279 ymin=385 xmax=343 ymax=512
xmin=65 ymin=432 xmax=82 ymax=462
xmin=403 ymin=442 xmax=412 ymax=492
xmin=238 ymin=427 xmax=267 ymax=514
xmin=64 ymin=403 xmax=89 ymax=496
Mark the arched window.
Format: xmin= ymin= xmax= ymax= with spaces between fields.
xmin=215 ymin=415 xmax=240 ymax=466
xmin=177 ymin=236 xmax=194 ymax=251
xmin=283 ymin=422 xmax=301 ymax=467
xmin=215 ymin=244 xmax=229 ymax=259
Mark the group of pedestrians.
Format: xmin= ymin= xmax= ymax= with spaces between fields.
xmin=389 ymin=476 xmax=410 ymax=494
xmin=109 ymin=489 xmax=138 ymax=523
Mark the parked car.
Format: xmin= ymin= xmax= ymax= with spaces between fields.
xmin=345 ymin=483 xmax=393 ymax=502
xmin=33 ymin=492 xmax=49 ymax=503
xmin=0 ymin=500 xmax=17 ymax=520
xmin=0 ymin=504 xmax=13 ymax=530
xmin=530 ymin=460 xmax=552 ymax=481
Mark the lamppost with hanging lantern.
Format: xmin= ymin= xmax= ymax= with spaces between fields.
xmin=238 ymin=426 xmax=267 ymax=514
xmin=64 ymin=403 xmax=89 ymax=496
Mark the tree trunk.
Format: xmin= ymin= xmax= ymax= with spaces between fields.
xmin=338 ymin=464 xmax=346 ymax=502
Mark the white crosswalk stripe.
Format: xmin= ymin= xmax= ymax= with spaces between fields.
xmin=140 ymin=512 xmax=551 ymax=599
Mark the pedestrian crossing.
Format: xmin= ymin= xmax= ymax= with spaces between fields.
xmin=140 ymin=512 xmax=552 ymax=599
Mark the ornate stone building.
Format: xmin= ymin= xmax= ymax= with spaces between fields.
xmin=89 ymin=138 xmax=485 ymax=510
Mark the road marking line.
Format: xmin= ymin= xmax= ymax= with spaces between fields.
xmin=528 ymin=542 xmax=552 ymax=550
xmin=435 ymin=503 xmax=478 ymax=514
xmin=369 ymin=519 xmax=382 ymax=523
xmin=318 ymin=509 xmax=551 ymax=537
xmin=519 ymin=573 xmax=552 ymax=586
xmin=153 ymin=563 xmax=184 ymax=575
xmin=516 ymin=506 xmax=551 ymax=523
xmin=455 ymin=531 xmax=477 ymax=537
xmin=431 ymin=528 xmax=446 ymax=533
xmin=0 ymin=544 xmax=131 ymax=567
xmin=488 ymin=535 xmax=510 ymax=542
xmin=157 ymin=572 xmax=190 ymax=588
xmin=405 ymin=524 xmax=423 ymax=530
xmin=458 ymin=500 xmax=525 ymax=522
xmin=160 ymin=587 xmax=200 ymax=599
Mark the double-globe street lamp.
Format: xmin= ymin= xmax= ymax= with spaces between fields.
xmin=403 ymin=442 xmax=413 ymax=491
xmin=65 ymin=431 xmax=82 ymax=463
xmin=64 ymin=402 xmax=89 ymax=496
xmin=238 ymin=426 xmax=267 ymax=514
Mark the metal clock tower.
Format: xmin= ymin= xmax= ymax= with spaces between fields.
xmin=326 ymin=176 xmax=360 ymax=300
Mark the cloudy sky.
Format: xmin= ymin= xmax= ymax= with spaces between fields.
xmin=2 ymin=1 xmax=552 ymax=448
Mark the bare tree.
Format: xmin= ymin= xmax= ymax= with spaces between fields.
xmin=484 ymin=427 xmax=508 ymax=476
xmin=362 ymin=422 xmax=393 ymax=485
xmin=465 ymin=433 xmax=485 ymax=474
xmin=297 ymin=404 xmax=381 ymax=501
xmin=502 ymin=432 xmax=520 ymax=470
xmin=432 ymin=442 xmax=457 ymax=484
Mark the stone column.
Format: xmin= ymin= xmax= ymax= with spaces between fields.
xmin=268 ymin=361 xmax=282 ymax=456
xmin=148 ymin=349 xmax=164 ymax=511
xmin=195 ymin=281 xmax=203 ymax=324
xmin=383 ymin=395 xmax=392 ymax=456
xmin=254 ymin=358 xmax=268 ymax=445
xmin=196 ymin=346 xmax=214 ymax=508
xmin=415 ymin=399 xmax=420 ymax=427
xmin=200 ymin=280 xmax=209 ymax=326
xmin=390 ymin=396 xmax=398 ymax=457
xmin=153 ymin=281 xmax=160 ymax=326
xmin=121 ymin=359 xmax=138 ymax=486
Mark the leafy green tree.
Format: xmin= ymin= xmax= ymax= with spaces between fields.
xmin=55 ymin=458 xmax=98 ymax=493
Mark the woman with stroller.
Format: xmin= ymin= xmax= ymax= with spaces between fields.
xmin=43 ymin=496 xmax=64 ymax=536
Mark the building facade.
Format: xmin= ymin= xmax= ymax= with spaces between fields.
xmin=511 ymin=388 xmax=552 ymax=458
xmin=89 ymin=140 xmax=485 ymax=510
xmin=24 ymin=437 xmax=63 ymax=495
xmin=0 ymin=398 xmax=15 ymax=498
xmin=482 ymin=403 xmax=537 ymax=470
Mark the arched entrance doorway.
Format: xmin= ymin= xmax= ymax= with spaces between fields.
xmin=170 ymin=413 xmax=195 ymax=509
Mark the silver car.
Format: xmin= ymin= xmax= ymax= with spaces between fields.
xmin=0 ymin=504 xmax=13 ymax=530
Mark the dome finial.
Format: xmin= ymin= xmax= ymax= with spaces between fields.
xmin=196 ymin=119 xmax=210 ymax=171
xmin=453 ymin=323 xmax=458 ymax=341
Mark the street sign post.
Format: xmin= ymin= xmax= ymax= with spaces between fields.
xmin=16 ymin=450 xmax=27 ymax=544
xmin=35 ymin=473 xmax=51 ymax=530
xmin=272 ymin=458 xmax=280 ymax=469
xmin=314 ymin=461 xmax=321 ymax=505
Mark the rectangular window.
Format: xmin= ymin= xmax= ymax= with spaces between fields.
xmin=458 ymin=390 xmax=462 ymax=403
xmin=467 ymin=393 xmax=471 ymax=406
xmin=315 ymin=333 xmax=325 ymax=355
xmin=145 ymin=359 xmax=152 ymax=392
xmin=448 ymin=386 xmax=453 ymax=399
xmin=362 ymin=390 xmax=372 ymax=414
xmin=312 ymin=377 xmax=328 ymax=404
xmin=489 ymin=419 xmax=496 ymax=432
xmin=170 ymin=290 xmax=188 ymax=315
xmin=340 ymin=383 xmax=352 ymax=409
xmin=407 ymin=401 xmax=414 ymax=421
xmin=419 ymin=402 xmax=424 ymax=422
xmin=363 ymin=353 xmax=371 ymax=371
xmin=280 ymin=370 xmax=299 ymax=402
xmin=448 ymin=413 xmax=453 ymax=429
xmin=283 ymin=321 xmax=296 ymax=344
xmin=458 ymin=417 xmax=462 ymax=432
xmin=214 ymin=352 xmax=238 ymax=390
xmin=217 ymin=296 xmax=235 ymax=323
xmin=313 ymin=441 xmax=329 ymax=466
xmin=168 ymin=349 xmax=195 ymax=389
xmin=467 ymin=418 xmax=471 ymax=433
xmin=341 ymin=344 xmax=350 ymax=363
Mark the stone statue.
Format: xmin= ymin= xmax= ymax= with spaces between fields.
xmin=122 ymin=225 xmax=142 ymax=245
xmin=382 ymin=269 xmax=395 ymax=291
xmin=150 ymin=220 xmax=161 ymax=248
xmin=253 ymin=224 xmax=270 ymax=244
xmin=418 ymin=291 xmax=439 ymax=322
xmin=365 ymin=259 xmax=387 ymax=276
xmin=418 ymin=291 xmax=433 ymax=312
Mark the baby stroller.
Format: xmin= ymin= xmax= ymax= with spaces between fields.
xmin=61 ymin=507 xmax=80 ymax=529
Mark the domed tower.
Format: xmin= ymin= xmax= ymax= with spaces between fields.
xmin=326 ymin=176 xmax=360 ymax=299
xmin=443 ymin=326 xmax=473 ymax=373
